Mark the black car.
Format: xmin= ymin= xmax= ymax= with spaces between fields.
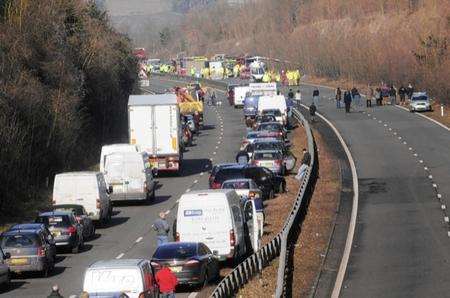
xmin=208 ymin=163 xmax=238 ymax=188
xmin=151 ymin=242 xmax=220 ymax=287
xmin=52 ymin=204 xmax=95 ymax=240
xmin=255 ymin=114 xmax=277 ymax=125
xmin=8 ymin=223 xmax=56 ymax=262
xmin=0 ymin=229 xmax=55 ymax=276
xmin=210 ymin=164 xmax=286 ymax=200
xmin=35 ymin=211 xmax=83 ymax=253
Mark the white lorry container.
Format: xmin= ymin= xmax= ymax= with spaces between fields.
xmin=248 ymin=83 xmax=277 ymax=97
xmin=234 ymin=86 xmax=251 ymax=107
xmin=128 ymin=94 xmax=182 ymax=172
xmin=104 ymin=152 xmax=156 ymax=202
xmin=99 ymin=144 xmax=139 ymax=173
xmin=258 ymin=95 xmax=288 ymax=125
xmin=53 ymin=172 xmax=111 ymax=222
xmin=176 ymin=190 xmax=259 ymax=261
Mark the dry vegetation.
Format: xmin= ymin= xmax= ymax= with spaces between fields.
xmin=0 ymin=0 xmax=138 ymax=220
xmin=158 ymin=0 xmax=449 ymax=104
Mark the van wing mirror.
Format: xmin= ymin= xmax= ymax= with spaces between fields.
xmin=4 ymin=252 xmax=10 ymax=259
xmin=107 ymin=185 xmax=113 ymax=194
xmin=213 ymin=250 xmax=219 ymax=257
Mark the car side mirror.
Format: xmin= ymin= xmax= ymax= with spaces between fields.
xmin=4 ymin=252 xmax=11 ymax=259
xmin=213 ymin=250 xmax=219 ymax=256
xmin=107 ymin=186 xmax=113 ymax=194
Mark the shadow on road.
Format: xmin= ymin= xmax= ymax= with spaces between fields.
xmin=101 ymin=216 xmax=129 ymax=228
xmin=0 ymin=281 xmax=27 ymax=293
xmin=180 ymin=158 xmax=212 ymax=176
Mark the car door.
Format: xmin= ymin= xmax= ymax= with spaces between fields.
xmin=43 ymin=228 xmax=56 ymax=260
xmin=0 ymin=247 xmax=8 ymax=283
xmin=243 ymin=200 xmax=259 ymax=253
xmin=201 ymin=243 xmax=219 ymax=280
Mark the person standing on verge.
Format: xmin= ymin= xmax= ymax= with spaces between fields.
xmin=377 ymin=87 xmax=383 ymax=106
xmin=156 ymin=265 xmax=178 ymax=298
xmin=152 ymin=212 xmax=170 ymax=246
xmin=389 ymin=85 xmax=397 ymax=105
xmin=406 ymin=83 xmax=414 ymax=100
xmin=295 ymin=90 xmax=301 ymax=108
xmin=296 ymin=148 xmax=311 ymax=181
xmin=336 ymin=87 xmax=342 ymax=109
xmin=344 ymin=90 xmax=352 ymax=113
xmin=398 ymin=85 xmax=406 ymax=105
xmin=309 ymin=102 xmax=317 ymax=122
xmin=287 ymin=89 xmax=294 ymax=100
xmin=47 ymin=285 xmax=64 ymax=298
xmin=312 ymin=88 xmax=320 ymax=106
xmin=367 ymin=85 xmax=373 ymax=108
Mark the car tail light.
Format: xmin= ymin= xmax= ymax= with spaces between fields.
xmin=151 ymin=261 xmax=161 ymax=270
xmin=96 ymin=198 xmax=101 ymax=209
xmin=37 ymin=247 xmax=45 ymax=257
xmin=175 ymin=232 xmax=180 ymax=242
xmin=67 ymin=226 xmax=77 ymax=235
xmin=211 ymin=182 xmax=221 ymax=189
xmin=274 ymin=159 xmax=282 ymax=166
xmin=75 ymin=216 xmax=82 ymax=223
xmin=185 ymin=259 xmax=200 ymax=267
xmin=230 ymin=229 xmax=236 ymax=247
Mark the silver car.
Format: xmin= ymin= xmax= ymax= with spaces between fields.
xmin=409 ymin=92 xmax=432 ymax=112
xmin=221 ymin=178 xmax=262 ymax=200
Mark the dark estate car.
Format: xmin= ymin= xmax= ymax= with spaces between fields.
xmin=209 ymin=164 xmax=286 ymax=200
xmin=52 ymin=204 xmax=95 ymax=240
xmin=151 ymin=242 xmax=219 ymax=287
xmin=0 ymin=229 xmax=55 ymax=276
xmin=35 ymin=211 xmax=83 ymax=253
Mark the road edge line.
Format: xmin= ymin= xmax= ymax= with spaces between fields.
xmin=395 ymin=105 xmax=450 ymax=132
xmin=300 ymin=103 xmax=359 ymax=298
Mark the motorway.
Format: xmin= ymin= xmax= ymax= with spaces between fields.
xmin=0 ymin=77 xmax=246 ymax=298
xmin=297 ymin=85 xmax=450 ymax=297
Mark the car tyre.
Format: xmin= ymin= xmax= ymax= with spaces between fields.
xmin=90 ymin=225 xmax=96 ymax=239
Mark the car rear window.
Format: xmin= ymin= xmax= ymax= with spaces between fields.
xmin=254 ymin=152 xmax=282 ymax=160
xmin=411 ymin=96 xmax=428 ymax=101
xmin=262 ymin=110 xmax=281 ymax=116
xmin=255 ymin=142 xmax=282 ymax=151
xmin=258 ymin=123 xmax=282 ymax=131
xmin=154 ymin=244 xmax=197 ymax=259
xmin=1 ymin=234 xmax=40 ymax=248
xmin=36 ymin=215 xmax=71 ymax=228
xmin=222 ymin=181 xmax=250 ymax=189
xmin=214 ymin=168 xmax=245 ymax=183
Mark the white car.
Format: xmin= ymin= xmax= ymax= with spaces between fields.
xmin=409 ymin=92 xmax=432 ymax=112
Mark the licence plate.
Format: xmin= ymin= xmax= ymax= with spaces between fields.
xmin=171 ymin=266 xmax=182 ymax=273
xmin=261 ymin=162 xmax=274 ymax=167
xmin=10 ymin=258 xmax=29 ymax=265
xmin=52 ymin=231 xmax=61 ymax=237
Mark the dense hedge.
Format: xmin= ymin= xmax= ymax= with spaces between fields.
xmin=0 ymin=0 xmax=138 ymax=215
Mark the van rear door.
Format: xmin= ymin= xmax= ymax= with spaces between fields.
xmin=178 ymin=198 xmax=231 ymax=257
xmin=244 ymin=199 xmax=259 ymax=253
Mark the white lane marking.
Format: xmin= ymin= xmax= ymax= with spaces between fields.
xmin=384 ymin=124 xmax=388 ymax=127
xmin=199 ymin=172 xmax=204 ymax=176
xmin=398 ymin=136 xmax=402 ymax=140
xmin=193 ymin=180 xmax=198 ymax=184
xmin=186 ymin=188 xmax=191 ymax=193
xmin=408 ymin=147 xmax=412 ymax=150
xmin=429 ymin=175 xmax=433 ymax=179
xmin=419 ymin=160 xmax=423 ymax=163
xmin=299 ymin=104 xmax=359 ymax=298
xmin=403 ymin=141 xmax=407 ymax=144
xmin=395 ymin=105 xmax=450 ymax=132
xmin=433 ymin=184 xmax=438 ymax=188
xmin=441 ymin=204 xmax=446 ymax=210
xmin=378 ymin=120 xmax=382 ymax=123
xmin=217 ymin=141 xmax=221 ymax=144
xmin=135 ymin=237 xmax=143 ymax=243
xmin=215 ymin=146 xmax=219 ymax=149
xmin=424 ymin=166 xmax=429 ymax=170
xmin=394 ymin=132 xmax=397 ymax=135
xmin=213 ymin=152 xmax=216 ymax=155
xmin=437 ymin=194 xmax=442 ymax=199
xmin=413 ymin=153 xmax=418 ymax=157
xmin=188 ymin=292 xmax=198 ymax=298
xmin=115 ymin=253 xmax=124 ymax=259
xmin=445 ymin=217 xmax=449 ymax=223
xmin=389 ymin=128 xmax=392 ymax=131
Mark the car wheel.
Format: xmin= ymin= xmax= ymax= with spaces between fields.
xmin=90 ymin=225 xmax=96 ymax=239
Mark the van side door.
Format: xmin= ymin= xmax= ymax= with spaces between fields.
xmin=142 ymin=261 xmax=157 ymax=297
xmin=244 ymin=200 xmax=259 ymax=253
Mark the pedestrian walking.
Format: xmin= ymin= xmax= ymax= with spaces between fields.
xmin=351 ymin=87 xmax=361 ymax=108
xmin=367 ymin=85 xmax=373 ymax=107
xmin=389 ymin=85 xmax=396 ymax=105
xmin=312 ymin=88 xmax=320 ymax=106
xmin=300 ymin=148 xmax=311 ymax=166
xmin=406 ymin=83 xmax=414 ymax=100
xmin=47 ymin=285 xmax=64 ymax=298
xmin=398 ymin=85 xmax=406 ymax=105
xmin=336 ymin=87 xmax=342 ymax=108
xmin=152 ymin=212 xmax=170 ymax=246
xmin=309 ymin=102 xmax=317 ymax=122
xmin=344 ymin=90 xmax=352 ymax=113
xmin=156 ymin=265 xmax=178 ymax=298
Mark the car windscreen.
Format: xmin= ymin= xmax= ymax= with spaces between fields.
xmin=154 ymin=244 xmax=197 ymax=259
xmin=1 ymin=233 xmax=40 ymax=248
xmin=215 ymin=168 xmax=245 ymax=183
xmin=411 ymin=96 xmax=428 ymax=101
xmin=258 ymin=123 xmax=282 ymax=131
xmin=254 ymin=152 xmax=282 ymax=160
xmin=36 ymin=215 xmax=71 ymax=228
xmin=222 ymin=181 xmax=250 ymax=189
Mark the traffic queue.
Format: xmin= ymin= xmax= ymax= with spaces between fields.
xmin=0 ymin=76 xmax=297 ymax=297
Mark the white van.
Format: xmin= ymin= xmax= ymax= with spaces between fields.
xmin=234 ymin=86 xmax=251 ymax=107
xmin=104 ymin=152 xmax=156 ymax=202
xmin=53 ymin=172 xmax=111 ymax=222
xmin=83 ymin=259 xmax=158 ymax=298
xmin=258 ymin=95 xmax=288 ymax=125
xmin=100 ymin=144 xmax=139 ymax=173
xmin=176 ymin=190 xmax=259 ymax=261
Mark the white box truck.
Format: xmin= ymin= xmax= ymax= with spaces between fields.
xmin=234 ymin=86 xmax=251 ymax=107
xmin=128 ymin=94 xmax=182 ymax=173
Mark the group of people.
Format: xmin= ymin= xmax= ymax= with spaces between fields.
xmin=334 ymin=83 xmax=415 ymax=113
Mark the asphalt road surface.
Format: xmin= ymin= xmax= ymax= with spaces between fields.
xmin=297 ymin=84 xmax=450 ymax=297
xmin=0 ymin=77 xmax=246 ymax=298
